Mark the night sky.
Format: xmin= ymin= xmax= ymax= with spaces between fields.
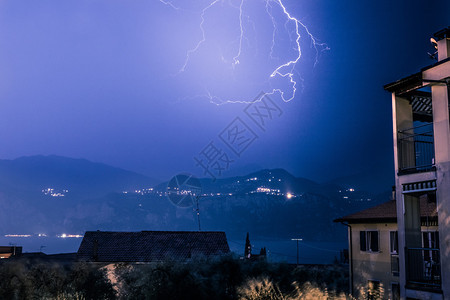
xmin=0 ymin=0 xmax=449 ymax=182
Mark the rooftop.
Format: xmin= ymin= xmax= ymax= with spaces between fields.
xmin=77 ymin=230 xmax=230 ymax=263
xmin=334 ymin=197 xmax=437 ymax=224
xmin=434 ymin=26 xmax=450 ymax=40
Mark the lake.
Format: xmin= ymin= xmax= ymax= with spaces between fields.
xmin=0 ymin=236 xmax=347 ymax=265
xmin=225 ymin=237 xmax=346 ymax=264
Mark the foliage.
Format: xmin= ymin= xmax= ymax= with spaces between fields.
xmin=0 ymin=255 xmax=349 ymax=299
xmin=0 ymin=259 xmax=115 ymax=300
xmin=238 ymin=279 xmax=349 ymax=300
xmin=116 ymin=255 xmax=349 ymax=300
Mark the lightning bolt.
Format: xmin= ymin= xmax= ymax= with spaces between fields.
xmin=266 ymin=1 xmax=278 ymax=60
xmin=178 ymin=0 xmax=221 ymax=73
xmin=159 ymin=0 xmax=179 ymax=10
xmin=161 ymin=0 xmax=328 ymax=105
xmin=232 ymin=0 xmax=245 ymax=67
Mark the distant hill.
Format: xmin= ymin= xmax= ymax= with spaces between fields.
xmin=326 ymin=166 xmax=394 ymax=195
xmin=0 ymin=156 xmax=390 ymax=242
xmin=0 ymin=155 xmax=157 ymax=197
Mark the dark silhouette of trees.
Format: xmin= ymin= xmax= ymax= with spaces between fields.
xmin=0 ymin=255 xmax=348 ymax=299
xmin=0 ymin=259 xmax=115 ymax=300
xmin=117 ymin=254 xmax=348 ymax=299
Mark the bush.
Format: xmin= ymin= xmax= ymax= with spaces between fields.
xmin=238 ymin=279 xmax=349 ymax=300
xmin=0 ymin=256 xmax=349 ymax=299
xmin=0 ymin=260 xmax=115 ymax=300
xmin=116 ymin=255 xmax=349 ymax=300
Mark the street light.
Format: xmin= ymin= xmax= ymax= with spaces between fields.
xmin=291 ymin=238 xmax=303 ymax=265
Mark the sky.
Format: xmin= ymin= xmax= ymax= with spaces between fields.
xmin=0 ymin=0 xmax=449 ymax=183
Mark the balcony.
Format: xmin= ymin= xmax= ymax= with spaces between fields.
xmin=406 ymin=247 xmax=441 ymax=292
xmin=397 ymin=123 xmax=435 ymax=175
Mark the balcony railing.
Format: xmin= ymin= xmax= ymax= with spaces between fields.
xmin=398 ymin=123 xmax=435 ymax=174
xmin=406 ymin=247 xmax=441 ymax=291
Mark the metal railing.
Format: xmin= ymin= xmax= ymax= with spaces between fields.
xmin=406 ymin=247 xmax=441 ymax=290
xmin=398 ymin=123 xmax=435 ymax=174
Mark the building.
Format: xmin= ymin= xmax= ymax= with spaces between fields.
xmin=382 ymin=27 xmax=450 ymax=299
xmin=0 ymin=246 xmax=22 ymax=259
xmin=243 ymin=232 xmax=267 ymax=260
xmin=77 ymin=230 xmax=230 ymax=263
xmin=335 ymin=196 xmax=438 ymax=300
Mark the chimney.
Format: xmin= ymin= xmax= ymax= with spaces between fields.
xmin=434 ymin=27 xmax=450 ymax=61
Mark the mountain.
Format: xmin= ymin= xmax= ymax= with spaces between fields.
xmin=326 ymin=165 xmax=394 ymax=195
xmin=0 ymin=156 xmax=388 ymax=243
xmin=0 ymin=155 xmax=157 ymax=235
xmin=0 ymin=155 xmax=157 ymax=197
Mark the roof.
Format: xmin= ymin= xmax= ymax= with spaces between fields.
xmin=77 ymin=231 xmax=230 ymax=262
xmin=434 ymin=26 xmax=450 ymax=40
xmin=384 ymin=57 xmax=450 ymax=95
xmin=384 ymin=72 xmax=423 ymax=95
xmin=334 ymin=197 xmax=437 ymax=224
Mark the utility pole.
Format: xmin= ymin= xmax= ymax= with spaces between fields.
xmin=9 ymin=243 xmax=16 ymax=256
xmin=291 ymin=238 xmax=302 ymax=265
xmin=195 ymin=195 xmax=201 ymax=231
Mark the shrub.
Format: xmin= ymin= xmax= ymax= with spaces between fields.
xmin=115 ymin=255 xmax=349 ymax=299
xmin=0 ymin=259 xmax=115 ymax=300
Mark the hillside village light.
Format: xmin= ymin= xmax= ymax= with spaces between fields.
xmin=291 ymin=238 xmax=302 ymax=265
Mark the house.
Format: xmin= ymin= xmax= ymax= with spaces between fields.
xmin=335 ymin=194 xmax=438 ymax=300
xmin=77 ymin=230 xmax=230 ymax=263
xmin=382 ymin=26 xmax=450 ymax=299
xmin=0 ymin=246 xmax=22 ymax=259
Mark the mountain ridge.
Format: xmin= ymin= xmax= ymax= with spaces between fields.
xmin=0 ymin=155 xmax=389 ymax=242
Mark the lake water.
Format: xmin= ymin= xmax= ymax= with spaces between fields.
xmin=0 ymin=236 xmax=347 ymax=265
xmin=0 ymin=236 xmax=83 ymax=254
xmin=226 ymin=238 xmax=347 ymax=264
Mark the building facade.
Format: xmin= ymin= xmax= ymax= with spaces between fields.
xmin=0 ymin=246 xmax=22 ymax=259
xmin=384 ymin=27 xmax=450 ymax=299
xmin=336 ymin=198 xmax=438 ymax=300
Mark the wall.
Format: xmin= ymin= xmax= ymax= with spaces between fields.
xmin=351 ymin=222 xmax=398 ymax=299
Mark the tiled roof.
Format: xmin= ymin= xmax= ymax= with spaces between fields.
xmin=77 ymin=231 xmax=230 ymax=262
xmin=334 ymin=198 xmax=437 ymax=223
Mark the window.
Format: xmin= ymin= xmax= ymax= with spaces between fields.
xmin=422 ymin=231 xmax=439 ymax=262
xmin=390 ymin=231 xmax=398 ymax=254
xmin=423 ymin=231 xmax=439 ymax=249
xmin=391 ymin=254 xmax=399 ymax=276
xmin=360 ymin=231 xmax=379 ymax=252
xmin=391 ymin=283 xmax=400 ymax=300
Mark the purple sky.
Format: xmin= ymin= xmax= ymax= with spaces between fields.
xmin=0 ymin=0 xmax=448 ymax=182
